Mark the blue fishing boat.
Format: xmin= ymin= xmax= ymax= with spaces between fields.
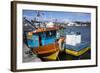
xmin=64 ymin=26 xmax=91 ymax=56
xmin=23 ymin=16 xmax=65 ymax=60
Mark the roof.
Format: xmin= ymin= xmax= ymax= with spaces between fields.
xmin=29 ymin=26 xmax=62 ymax=34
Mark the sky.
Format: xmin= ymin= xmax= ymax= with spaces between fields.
xmin=23 ymin=10 xmax=91 ymax=23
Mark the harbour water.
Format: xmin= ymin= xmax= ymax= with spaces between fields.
xmin=62 ymin=26 xmax=91 ymax=43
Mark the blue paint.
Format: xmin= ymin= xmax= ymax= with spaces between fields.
xmin=27 ymin=35 xmax=39 ymax=48
xmin=42 ymin=37 xmax=56 ymax=45
xmin=27 ymin=31 xmax=57 ymax=48
xmin=64 ymin=26 xmax=91 ymax=51
xmin=65 ymin=41 xmax=90 ymax=51
xmin=41 ymin=32 xmax=56 ymax=45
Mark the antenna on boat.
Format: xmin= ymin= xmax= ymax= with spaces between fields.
xmin=23 ymin=17 xmax=37 ymax=29
xmin=35 ymin=11 xmax=45 ymax=28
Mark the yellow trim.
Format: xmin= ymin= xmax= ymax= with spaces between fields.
xmin=65 ymin=47 xmax=90 ymax=56
xmin=44 ymin=51 xmax=59 ymax=60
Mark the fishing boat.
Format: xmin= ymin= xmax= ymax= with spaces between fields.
xmin=64 ymin=32 xmax=90 ymax=57
xmin=26 ymin=26 xmax=65 ymax=61
xmin=23 ymin=10 xmax=66 ymax=61
xmin=23 ymin=15 xmax=65 ymax=60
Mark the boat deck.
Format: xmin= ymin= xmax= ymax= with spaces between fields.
xmin=32 ymin=43 xmax=59 ymax=55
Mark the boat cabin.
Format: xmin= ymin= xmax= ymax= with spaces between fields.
xmin=26 ymin=27 xmax=60 ymax=49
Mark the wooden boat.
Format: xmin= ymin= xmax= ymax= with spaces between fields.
xmin=23 ymin=13 xmax=65 ymax=61
xmin=32 ymin=43 xmax=59 ymax=60
xmin=26 ymin=26 xmax=64 ymax=61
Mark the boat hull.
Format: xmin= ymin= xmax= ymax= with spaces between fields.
xmin=65 ymin=47 xmax=90 ymax=56
xmin=32 ymin=43 xmax=59 ymax=60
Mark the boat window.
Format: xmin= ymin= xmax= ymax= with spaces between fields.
xmin=51 ymin=31 xmax=56 ymax=36
xmin=46 ymin=31 xmax=56 ymax=38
